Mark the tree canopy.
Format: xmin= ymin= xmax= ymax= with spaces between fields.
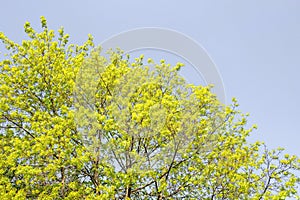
xmin=0 ymin=17 xmax=299 ymax=199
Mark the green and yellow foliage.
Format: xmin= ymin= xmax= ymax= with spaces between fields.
xmin=0 ymin=17 xmax=299 ymax=199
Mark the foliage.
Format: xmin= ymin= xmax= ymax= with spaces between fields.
xmin=0 ymin=17 xmax=299 ymax=199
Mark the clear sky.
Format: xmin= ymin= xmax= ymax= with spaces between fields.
xmin=1 ymin=1 xmax=299 ymax=158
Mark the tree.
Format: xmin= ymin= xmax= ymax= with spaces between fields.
xmin=0 ymin=17 xmax=299 ymax=199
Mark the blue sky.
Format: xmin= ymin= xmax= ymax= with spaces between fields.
xmin=1 ymin=1 xmax=299 ymax=158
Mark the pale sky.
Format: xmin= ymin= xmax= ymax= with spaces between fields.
xmin=1 ymin=1 xmax=299 ymax=160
